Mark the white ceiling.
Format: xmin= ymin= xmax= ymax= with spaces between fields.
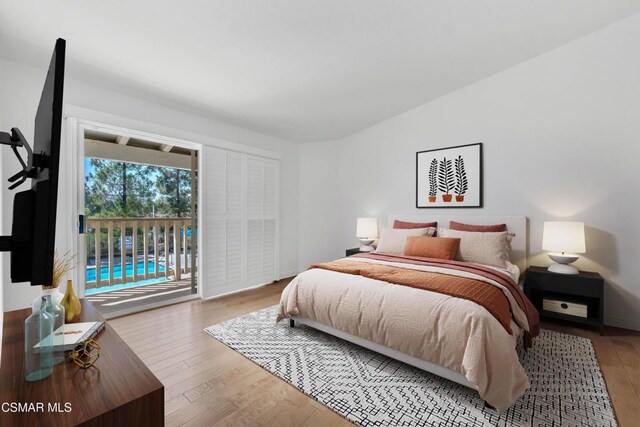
xmin=1 ymin=1 xmax=639 ymax=142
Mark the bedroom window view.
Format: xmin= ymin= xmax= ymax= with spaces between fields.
xmin=83 ymin=133 xmax=198 ymax=316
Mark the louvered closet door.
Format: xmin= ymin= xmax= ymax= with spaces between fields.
xmin=202 ymin=147 xmax=279 ymax=299
xmin=202 ymin=146 xmax=244 ymax=298
xmin=246 ymin=156 xmax=279 ymax=286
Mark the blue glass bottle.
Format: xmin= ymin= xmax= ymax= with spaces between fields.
xmin=25 ymin=296 xmax=54 ymax=381
xmin=43 ymin=294 xmax=65 ymax=366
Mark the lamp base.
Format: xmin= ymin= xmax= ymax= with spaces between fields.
xmin=546 ymin=253 xmax=580 ymax=275
xmin=547 ymin=263 xmax=579 ymax=275
xmin=358 ymin=238 xmax=375 ymax=252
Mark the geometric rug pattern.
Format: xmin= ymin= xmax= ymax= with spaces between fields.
xmin=205 ymin=306 xmax=617 ymax=426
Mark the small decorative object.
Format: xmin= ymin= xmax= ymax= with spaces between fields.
xmin=61 ymin=280 xmax=82 ymax=322
xmin=356 ymin=218 xmax=378 ymax=252
xmin=25 ymin=297 xmax=54 ymax=381
xmin=416 ymin=143 xmax=482 ymax=208
xmin=69 ymin=339 xmax=101 ymax=369
xmin=43 ymin=294 xmax=65 ymax=366
xmin=542 ymin=221 xmax=586 ymax=275
xmin=34 ymin=251 xmax=76 ymax=310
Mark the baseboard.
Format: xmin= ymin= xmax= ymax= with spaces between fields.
xmin=279 ymin=270 xmax=298 ymax=280
xmin=605 ymin=316 xmax=640 ymax=332
xmin=203 ymin=282 xmax=273 ymax=301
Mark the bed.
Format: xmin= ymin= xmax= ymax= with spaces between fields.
xmin=277 ymin=215 xmax=537 ymax=413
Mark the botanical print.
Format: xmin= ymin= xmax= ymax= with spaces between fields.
xmin=416 ymin=143 xmax=482 ymax=208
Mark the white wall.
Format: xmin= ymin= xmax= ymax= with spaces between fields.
xmin=0 ymin=59 xmax=4 ymax=343
xmin=0 ymin=57 xmax=300 ymax=312
xmin=299 ymin=15 xmax=640 ymax=330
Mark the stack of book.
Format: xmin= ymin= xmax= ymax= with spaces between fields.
xmin=35 ymin=321 xmax=105 ymax=352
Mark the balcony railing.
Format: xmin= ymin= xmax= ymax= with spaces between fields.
xmin=85 ymin=217 xmax=196 ymax=290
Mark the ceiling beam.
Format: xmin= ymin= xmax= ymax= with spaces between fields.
xmin=160 ymin=144 xmax=174 ymax=152
xmin=85 ymin=139 xmax=191 ymax=170
xmin=116 ymin=135 xmax=130 ymax=145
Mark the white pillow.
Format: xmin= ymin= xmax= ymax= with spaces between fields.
xmin=437 ymin=229 xmax=510 ymax=268
xmin=375 ymin=227 xmax=435 ymax=254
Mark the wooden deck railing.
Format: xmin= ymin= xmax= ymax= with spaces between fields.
xmin=85 ymin=217 xmax=195 ymax=289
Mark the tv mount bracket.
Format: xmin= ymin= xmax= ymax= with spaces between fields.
xmin=0 ymin=127 xmax=50 ymax=252
xmin=0 ymin=127 xmax=51 ymax=191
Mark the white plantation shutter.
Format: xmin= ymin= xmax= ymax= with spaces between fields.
xmin=202 ymin=147 xmax=278 ymax=298
xmin=202 ymin=146 xmax=227 ymax=297
xmin=225 ymin=152 xmax=244 ymax=291
xmin=246 ymin=156 xmax=279 ymax=286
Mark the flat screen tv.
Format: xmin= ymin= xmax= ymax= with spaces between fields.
xmin=0 ymin=38 xmax=65 ymax=286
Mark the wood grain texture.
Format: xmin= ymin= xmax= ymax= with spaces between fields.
xmin=0 ymin=299 xmax=164 ymax=427
xmin=107 ymin=278 xmax=639 ymax=427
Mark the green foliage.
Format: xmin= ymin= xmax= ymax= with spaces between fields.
xmin=156 ymin=169 xmax=192 ymax=217
xmin=85 ymin=158 xmax=193 ymax=220
xmin=85 ymin=159 xmax=156 ymax=218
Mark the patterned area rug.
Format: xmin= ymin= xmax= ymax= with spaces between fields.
xmin=205 ymin=306 xmax=616 ymax=426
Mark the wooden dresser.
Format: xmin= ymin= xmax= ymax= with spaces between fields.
xmin=0 ymin=299 xmax=164 ymax=426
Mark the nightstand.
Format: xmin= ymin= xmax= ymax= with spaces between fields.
xmin=346 ymin=248 xmax=363 ymax=257
xmin=524 ymin=266 xmax=604 ymax=333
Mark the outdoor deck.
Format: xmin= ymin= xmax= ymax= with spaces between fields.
xmin=85 ymin=216 xmax=197 ymax=316
xmin=85 ymin=276 xmax=196 ymax=317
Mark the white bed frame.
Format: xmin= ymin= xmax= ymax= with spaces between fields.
xmin=292 ymin=214 xmax=528 ymax=391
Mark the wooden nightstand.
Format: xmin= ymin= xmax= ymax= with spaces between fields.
xmin=524 ymin=266 xmax=604 ymax=333
xmin=346 ymin=248 xmax=363 ymax=257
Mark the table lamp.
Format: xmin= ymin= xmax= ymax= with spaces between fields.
xmin=542 ymin=221 xmax=586 ymax=275
xmin=356 ymin=218 xmax=378 ymax=252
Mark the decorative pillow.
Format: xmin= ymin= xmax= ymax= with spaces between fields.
xmin=403 ymin=236 xmax=460 ymax=260
xmin=449 ymin=221 xmax=507 ymax=232
xmin=437 ymin=229 xmax=510 ymax=268
xmin=393 ymin=220 xmax=438 ymax=229
xmin=375 ymin=227 xmax=436 ymax=254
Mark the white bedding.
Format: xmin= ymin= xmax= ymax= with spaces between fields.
xmin=278 ymin=257 xmax=530 ymax=412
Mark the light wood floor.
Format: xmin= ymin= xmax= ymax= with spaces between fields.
xmin=109 ymin=278 xmax=640 ymax=427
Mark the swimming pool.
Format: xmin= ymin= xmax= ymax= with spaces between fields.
xmin=86 ymin=261 xmax=165 ymax=283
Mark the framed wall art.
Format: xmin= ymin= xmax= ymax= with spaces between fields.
xmin=416 ymin=143 xmax=483 ymax=208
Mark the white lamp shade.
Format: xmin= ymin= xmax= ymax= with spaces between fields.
xmin=356 ymin=218 xmax=378 ymax=239
xmin=542 ymin=221 xmax=586 ymax=253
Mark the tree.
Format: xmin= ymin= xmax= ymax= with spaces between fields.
xmin=156 ymin=168 xmax=192 ymax=217
xmin=85 ymin=159 xmax=156 ymax=218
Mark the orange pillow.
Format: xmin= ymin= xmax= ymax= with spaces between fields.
xmin=394 ymin=220 xmax=437 ymax=229
xmin=403 ymin=236 xmax=461 ymax=260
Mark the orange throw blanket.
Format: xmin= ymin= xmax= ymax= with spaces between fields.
xmin=309 ymin=253 xmax=539 ymax=349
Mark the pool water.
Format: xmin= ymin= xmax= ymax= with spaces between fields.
xmin=84 ymin=276 xmax=169 ymax=295
xmin=86 ymin=261 xmax=165 ymax=282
